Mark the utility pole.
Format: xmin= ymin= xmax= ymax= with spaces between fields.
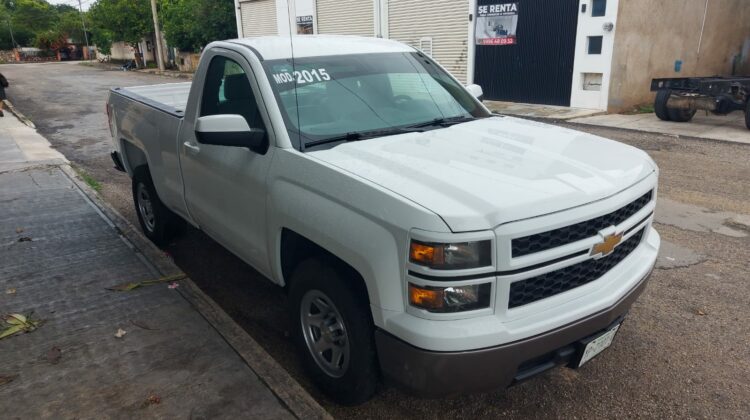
xmin=77 ymin=0 xmax=91 ymax=60
xmin=149 ymin=0 xmax=166 ymax=71
xmin=6 ymin=17 xmax=16 ymax=49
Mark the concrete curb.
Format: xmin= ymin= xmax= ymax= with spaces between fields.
xmin=2 ymin=99 xmax=36 ymax=129
xmin=59 ymin=164 xmax=332 ymax=420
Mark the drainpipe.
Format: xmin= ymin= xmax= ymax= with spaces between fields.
xmin=696 ymin=0 xmax=709 ymax=58
xmin=234 ymin=0 xmax=243 ymax=38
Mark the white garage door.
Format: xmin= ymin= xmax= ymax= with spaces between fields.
xmin=316 ymin=0 xmax=374 ymax=36
xmin=387 ymin=0 xmax=469 ymax=82
xmin=240 ymin=0 xmax=278 ymax=37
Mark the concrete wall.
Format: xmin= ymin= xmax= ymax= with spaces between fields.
xmin=0 ymin=50 xmax=16 ymax=63
xmin=109 ymin=40 xmax=156 ymax=63
xmin=176 ymin=51 xmax=201 ymax=72
xmin=608 ymin=0 xmax=750 ymax=112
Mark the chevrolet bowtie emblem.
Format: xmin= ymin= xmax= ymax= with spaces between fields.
xmin=591 ymin=232 xmax=623 ymax=257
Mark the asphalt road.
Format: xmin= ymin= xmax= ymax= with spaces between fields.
xmin=2 ymin=61 xmax=749 ymax=419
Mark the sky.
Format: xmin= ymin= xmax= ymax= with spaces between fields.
xmin=47 ymin=0 xmax=92 ymax=11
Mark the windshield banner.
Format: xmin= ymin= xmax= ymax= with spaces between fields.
xmin=475 ymin=3 xmax=519 ymax=46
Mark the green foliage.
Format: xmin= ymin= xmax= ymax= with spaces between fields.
xmin=88 ymin=0 xmax=152 ymax=48
xmin=34 ymin=28 xmax=66 ymax=49
xmin=161 ymin=0 xmax=236 ymax=52
xmin=91 ymin=28 xmax=113 ymax=55
xmin=6 ymin=0 xmax=56 ymax=33
xmin=56 ymin=7 xmax=88 ymax=45
xmin=0 ymin=0 xmax=90 ymax=49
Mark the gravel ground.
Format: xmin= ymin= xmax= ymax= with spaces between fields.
xmin=1 ymin=61 xmax=749 ymax=419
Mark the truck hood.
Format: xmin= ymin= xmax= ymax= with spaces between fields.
xmin=307 ymin=116 xmax=656 ymax=232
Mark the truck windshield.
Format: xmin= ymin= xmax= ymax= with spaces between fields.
xmin=262 ymin=52 xmax=490 ymax=150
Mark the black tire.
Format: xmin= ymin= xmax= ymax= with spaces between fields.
xmin=745 ymin=101 xmax=750 ymax=130
xmin=132 ymin=166 xmax=184 ymax=247
xmin=289 ymin=258 xmax=378 ymax=405
xmin=667 ymin=106 xmax=696 ymax=122
xmin=654 ymin=89 xmax=672 ymax=121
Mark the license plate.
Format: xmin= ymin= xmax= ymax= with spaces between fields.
xmin=578 ymin=323 xmax=621 ymax=367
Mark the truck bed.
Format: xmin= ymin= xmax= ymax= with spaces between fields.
xmin=111 ymin=82 xmax=191 ymax=117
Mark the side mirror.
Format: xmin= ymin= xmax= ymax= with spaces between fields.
xmin=466 ymin=84 xmax=484 ymax=101
xmin=195 ymin=114 xmax=267 ymax=153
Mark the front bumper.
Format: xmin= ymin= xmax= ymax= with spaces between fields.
xmin=375 ymin=266 xmax=653 ymax=397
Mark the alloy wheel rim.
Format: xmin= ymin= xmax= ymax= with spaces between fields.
xmin=136 ymin=183 xmax=156 ymax=233
xmin=300 ymin=290 xmax=350 ymax=378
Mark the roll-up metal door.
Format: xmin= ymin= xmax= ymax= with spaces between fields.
xmin=240 ymin=0 xmax=278 ymax=37
xmin=316 ymin=0 xmax=375 ymax=36
xmin=473 ymin=0 xmax=579 ymax=105
xmin=387 ymin=0 xmax=469 ymax=83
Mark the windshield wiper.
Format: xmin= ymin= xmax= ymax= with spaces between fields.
xmin=407 ymin=115 xmax=476 ymax=129
xmin=305 ymin=127 xmax=416 ymax=148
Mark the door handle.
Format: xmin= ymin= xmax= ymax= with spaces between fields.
xmin=183 ymin=141 xmax=200 ymax=153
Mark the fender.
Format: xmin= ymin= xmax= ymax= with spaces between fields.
xmin=265 ymin=149 xmax=449 ymax=314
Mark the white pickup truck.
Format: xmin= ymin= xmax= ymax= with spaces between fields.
xmin=107 ymin=36 xmax=660 ymax=404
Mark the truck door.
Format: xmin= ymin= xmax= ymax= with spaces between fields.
xmin=179 ymin=50 xmax=275 ymax=276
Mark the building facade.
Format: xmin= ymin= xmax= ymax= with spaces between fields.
xmin=235 ymin=0 xmax=750 ymax=112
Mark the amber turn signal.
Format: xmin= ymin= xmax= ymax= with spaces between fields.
xmin=408 ymin=283 xmax=444 ymax=310
xmin=409 ymin=242 xmax=443 ymax=266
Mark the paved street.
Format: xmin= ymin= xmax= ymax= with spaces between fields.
xmin=2 ymin=61 xmax=749 ymax=418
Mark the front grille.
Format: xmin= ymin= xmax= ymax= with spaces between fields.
xmin=512 ymin=190 xmax=653 ymax=258
xmin=508 ymin=228 xmax=645 ymax=308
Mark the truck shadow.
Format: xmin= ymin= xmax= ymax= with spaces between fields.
xmin=164 ymin=226 xmax=605 ymax=419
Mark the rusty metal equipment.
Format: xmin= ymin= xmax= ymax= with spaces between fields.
xmin=650 ymin=76 xmax=750 ymax=129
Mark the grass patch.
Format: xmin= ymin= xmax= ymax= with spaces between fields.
xmin=623 ymin=103 xmax=655 ymax=115
xmin=635 ymin=104 xmax=655 ymax=114
xmin=73 ymin=166 xmax=102 ymax=192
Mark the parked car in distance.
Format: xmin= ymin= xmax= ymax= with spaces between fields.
xmin=107 ymin=35 xmax=661 ymax=404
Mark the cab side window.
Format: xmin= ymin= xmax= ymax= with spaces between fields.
xmin=200 ymin=56 xmax=266 ymax=130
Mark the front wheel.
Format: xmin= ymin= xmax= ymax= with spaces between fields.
xmin=289 ymin=258 xmax=378 ymax=405
xmin=132 ymin=166 xmax=183 ymax=247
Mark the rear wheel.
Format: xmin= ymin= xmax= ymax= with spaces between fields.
xmin=667 ymin=106 xmax=696 ymax=122
xmin=654 ymin=89 xmax=672 ymax=121
xmin=289 ymin=258 xmax=378 ymax=405
xmin=132 ymin=166 xmax=184 ymax=247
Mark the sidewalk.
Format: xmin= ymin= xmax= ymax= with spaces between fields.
xmin=483 ymin=100 xmax=605 ymax=120
xmin=570 ymin=111 xmax=750 ymax=145
xmin=0 ymin=111 xmax=321 ymax=417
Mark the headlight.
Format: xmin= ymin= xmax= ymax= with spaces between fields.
xmin=409 ymin=283 xmax=491 ymax=313
xmin=409 ymin=240 xmax=491 ymax=269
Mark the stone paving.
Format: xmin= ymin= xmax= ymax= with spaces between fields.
xmin=0 ymin=111 xmax=295 ymax=419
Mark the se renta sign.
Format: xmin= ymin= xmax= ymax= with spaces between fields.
xmin=475 ymin=3 xmax=519 ymax=46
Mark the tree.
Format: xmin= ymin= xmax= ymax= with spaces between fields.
xmin=88 ymin=0 xmax=152 ymax=67
xmin=1 ymin=0 xmax=55 ymax=49
xmin=0 ymin=0 xmax=89 ymax=50
xmin=55 ymin=5 xmax=87 ymax=45
xmin=161 ymin=0 xmax=235 ymax=52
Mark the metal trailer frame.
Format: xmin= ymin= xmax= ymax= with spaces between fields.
xmin=650 ymin=76 xmax=750 ymax=129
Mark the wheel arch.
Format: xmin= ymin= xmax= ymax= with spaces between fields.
xmin=280 ymin=228 xmax=370 ymax=307
xmin=120 ymin=139 xmax=149 ymax=176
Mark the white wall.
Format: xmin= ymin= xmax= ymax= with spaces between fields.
xmin=569 ymin=0 xmax=620 ymax=110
